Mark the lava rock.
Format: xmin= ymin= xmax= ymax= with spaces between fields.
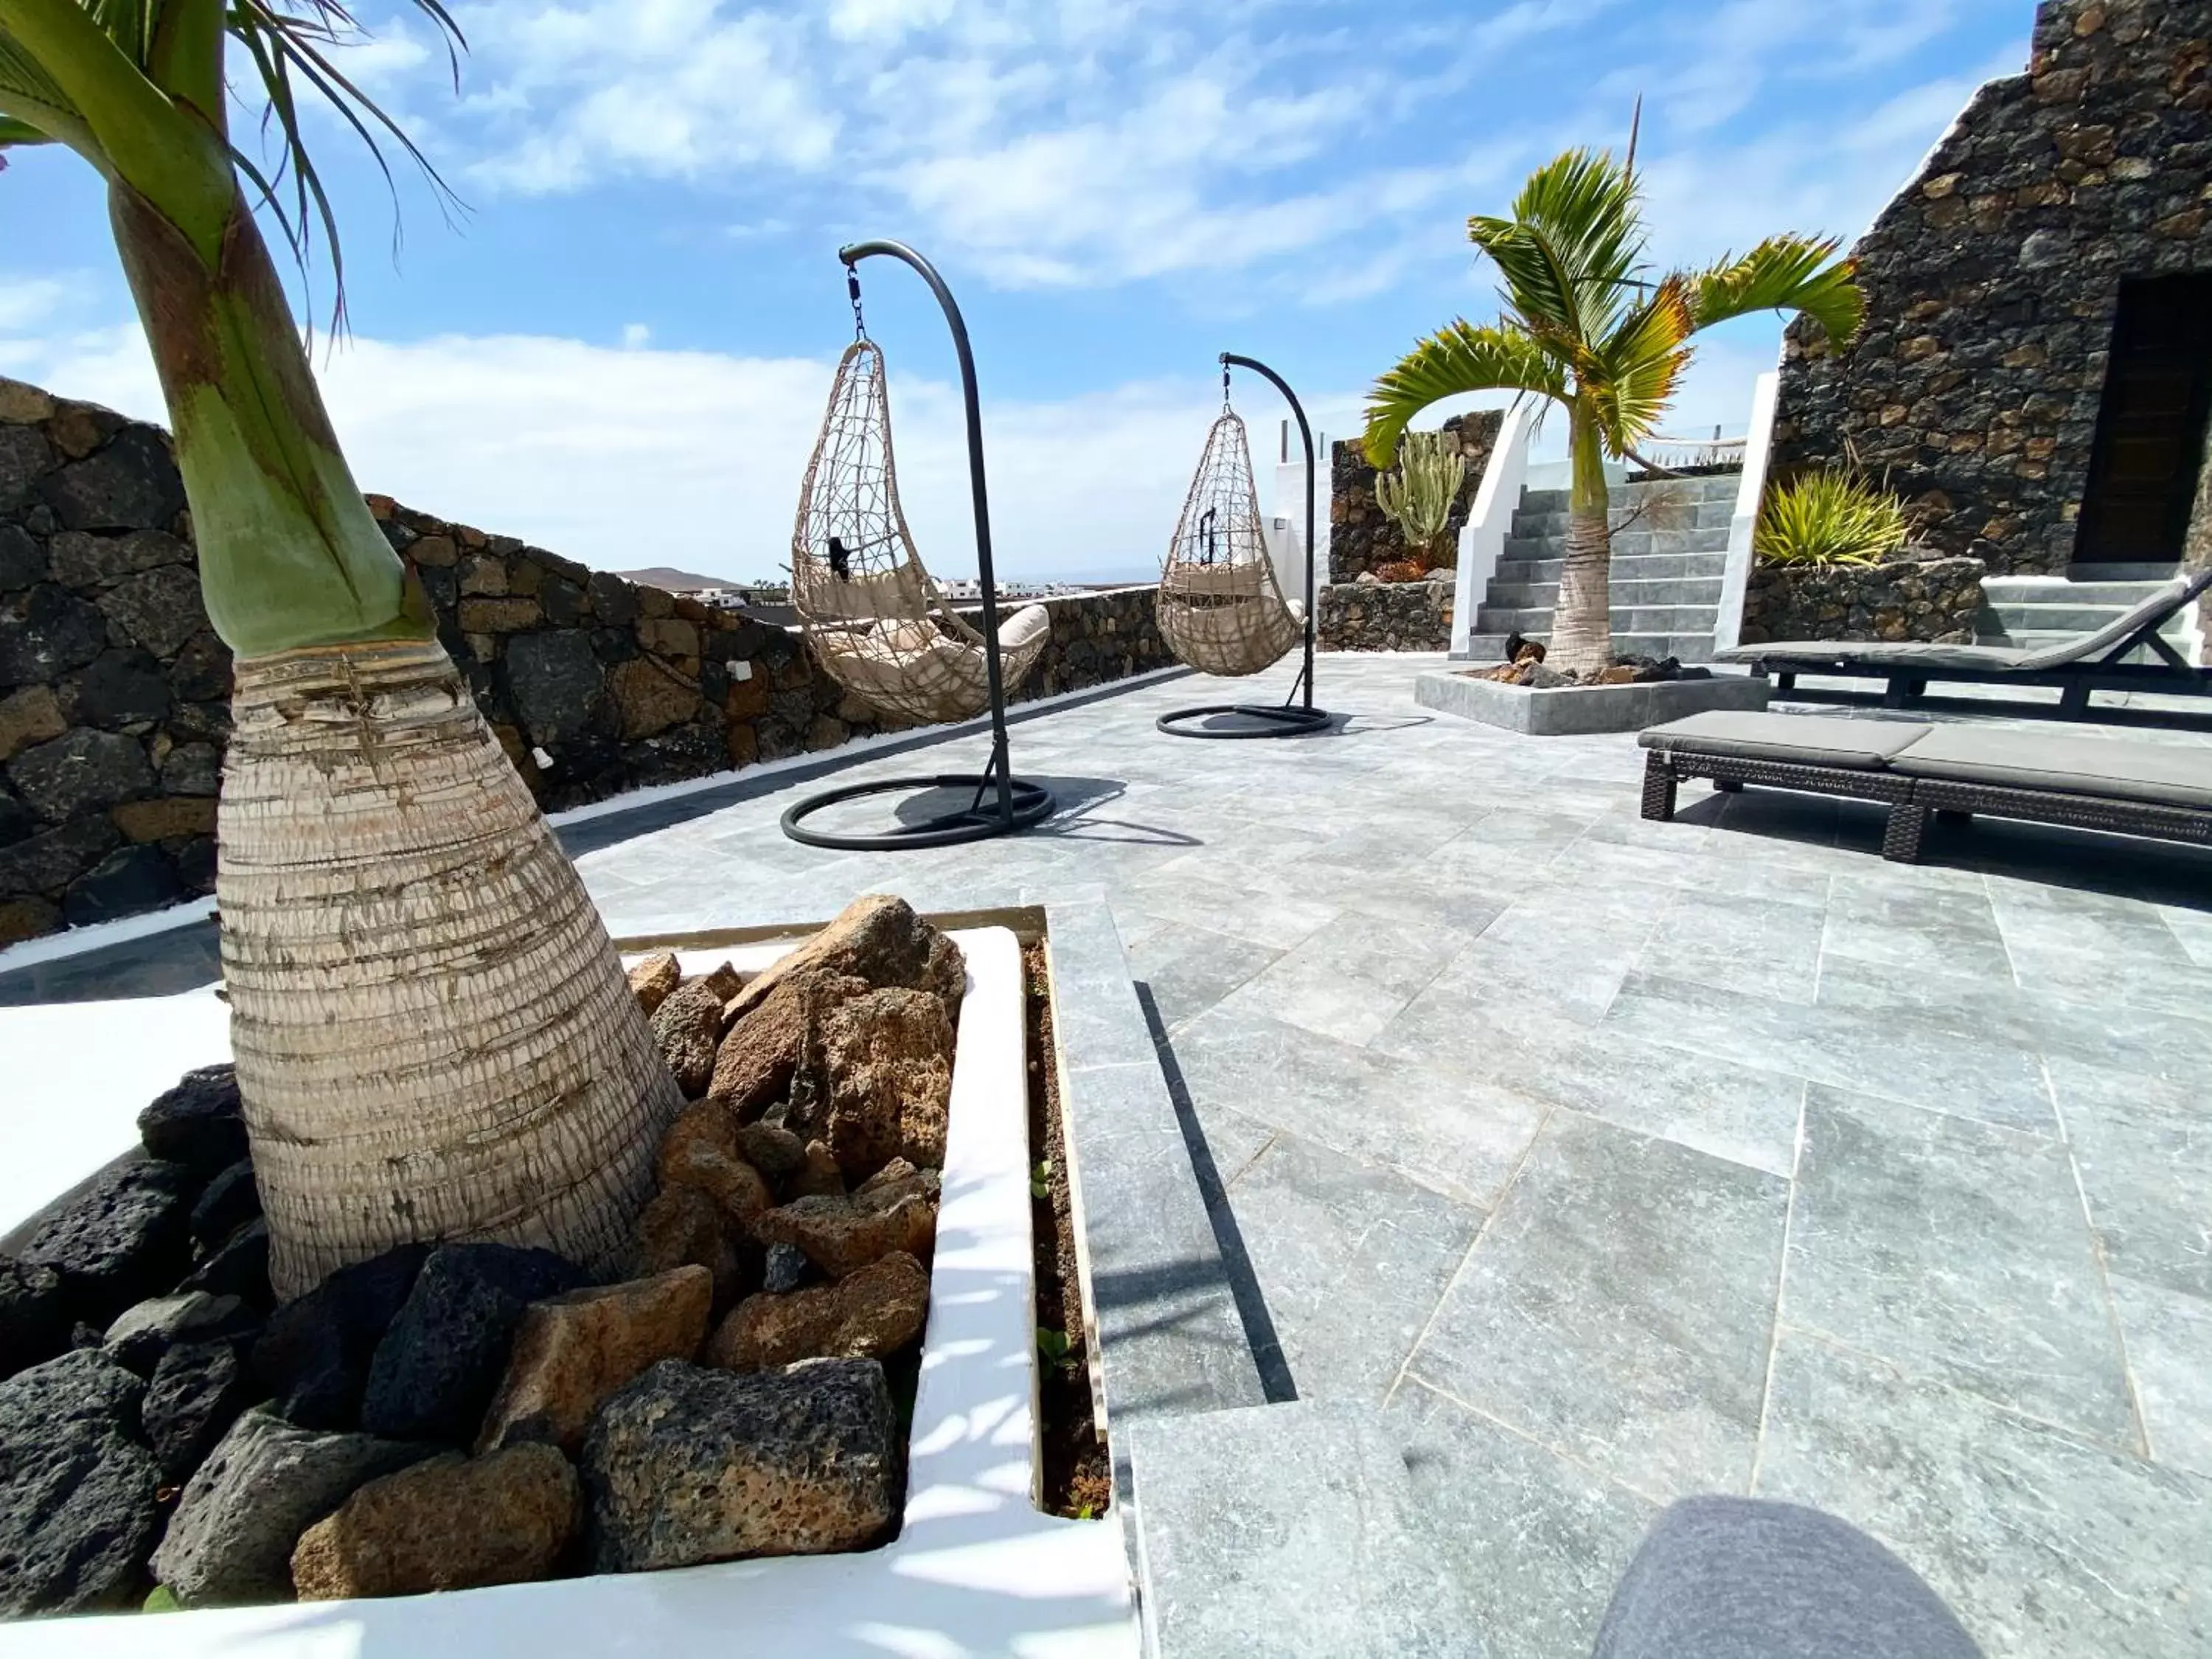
xmin=38 ymin=426 xmax=183 ymax=532
xmin=710 ymin=970 xmax=865 ymax=1119
xmin=251 ymin=1244 xmax=427 ymax=1430
xmin=0 ymin=1256 xmax=68 ymax=1383
xmin=734 ymin=1121 xmax=808 ymax=1187
xmin=477 ymin=1265 xmax=714 ymax=1455
xmin=631 ymin=1183 xmax=747 ymax=1307
xmin=19 ymin=1159 xmax=198 ymax=1327
xmin=705 ymin=1252 xmax=929 ymax=1372
xmin=102 ymin=1290 xmax=256 ymax=1377
xmin=182 ymin=1218 xmax=271 ymax=1308
xmin=580 ymin=1358 xmax=895 ymax=1573
xmin=656 ymin=1099 xmax=774 ymax=1225
xmin=650 ymin=978 xmax=726 ymax=1097
xmin=626 ymin=950 xmax=680 ymax=1018
xmin=6 ymin=728 xmax=156 ymax=823
xmin=153 ymin=1407 xmax=439 ymax=1607
xmin=360 ymin=1244 xmax=582 ymax=1443
xmin=751 ymin=1180 xmax=936 ymax=1281
xmin=0 ymin=1350 xmax=161 ymax=1615
xmin=761 ymin=1242 xmax=815 ymax=1295
xmin=143 ymin=1340 xmax=260 ymax=1484
xmin=63 ymin=845 xmax=182 ymax=925
xmin=291 ymin=1443 xmax=579 ymax=1599
xmin=136 ymin=1064 xmax=246 ymax=1175
xmin=726 ymin=894 xmax=965 ymax=1026
xmin=188 ymin=1159 xmax=260 ymax=1246
xmin=788 ymin=986 xmax=954 ymax=1177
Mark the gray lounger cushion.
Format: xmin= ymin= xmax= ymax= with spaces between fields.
xmin=1639 ymin=712 xmax=1932 ymax=770
xmin=1713 ymin=639 xmax=2028 ymax=672
xmin=1890 ymin=724 xmax=2212 ymax=811
xmin=1591 ymin=1498 xmax=1981 ymax=1659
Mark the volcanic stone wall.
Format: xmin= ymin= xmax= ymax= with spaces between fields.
xmin=1771 ymin=0 xmax=2212 ymax=576
xmin=1317 ymin=580 xmax=1453 ymax=651
xmin=1737 ymin=557 xmax=1987 ymax=647
xmin=0 ymin=376 xmax=1169 ymax=947
xmin=1329 ymin=411 xmax=1501 ymax=582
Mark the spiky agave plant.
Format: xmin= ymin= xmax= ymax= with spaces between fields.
xmin=1374 ymin=429 xmax=1466 ymax=571
xmin=1754 ymin=467 xmax=1907 ymax=566
xmin=0 ymin=0 xmax=681 ymax=1296
xmin=1363 ymin=148 xmax=1865 ymax=675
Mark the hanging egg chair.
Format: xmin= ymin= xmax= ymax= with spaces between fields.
xmin=1156 ymin=407 xmax=1305 ymax=678
xmin=790 ymin=338 xmax=1049 ymax=727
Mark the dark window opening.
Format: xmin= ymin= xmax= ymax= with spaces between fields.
xmin=2076 ymin=272 xmax=2212 ymax=565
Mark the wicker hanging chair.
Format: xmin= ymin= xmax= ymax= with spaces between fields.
xmin=790 ymin=338 xmax=1049 ymax=726
xmin=1158 ymin=409 xmax=1304 ymax=678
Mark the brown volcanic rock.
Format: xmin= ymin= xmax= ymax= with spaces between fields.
xmin=726 ymin=895 xmax=964 ymax=1024
xmin=478 ymin=1266 xmax=714 ymax=1455
xmin=655 ymin=1101 xmax=773 ymax=1225
xmin=626 ymin=952 xmax=681 ymax=1018
xmin=709 ymin=972 xmax=864 ymax=1118
xmin=650 ymin=978 xmax=726 ymax=1096
xmin=789 ymin=987 xmax=953 ymax=1176
xmin=631 ymin=1186 xmax=745 ymax=1305
xmin=793 ymin=1140 xmax=845 ymax=1199
xmin=750 ymin=1181 xmax=935 ymax=1281
xmin=733 ymin=1121 xmax=807 ymax=1186
xmin=291 ymin=1444 xmax=580 ymax=1600
xmin=580 ymin=1359 xmax=894 ymax=1572
xmin=705 ymin=1253 xmax=929 ymax=1373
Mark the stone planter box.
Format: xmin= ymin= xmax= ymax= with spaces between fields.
xmin=1414 ymin=669 xmax=1771 ymax=735
xmin=0 ymin=926 xmax=1133 ymax=1656
xmin=1736 ymin=556 xmax=1985 ymax=646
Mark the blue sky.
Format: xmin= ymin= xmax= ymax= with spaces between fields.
xmin=1 ymin=0 xmax=2032 ymax=582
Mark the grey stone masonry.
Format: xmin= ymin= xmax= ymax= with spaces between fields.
xmin=1740 ymin=557 xmax=1987 ymax=646
xmin=1317 ymin=578 xmax=1453 ymax=651
xmin=1463 ymin=473 xmax=1739 ymax=663
xmin=1329 ymin=413 xmax=1501 ymax=582
xmin=1773 ymin=0 xmax=2212 ymax=577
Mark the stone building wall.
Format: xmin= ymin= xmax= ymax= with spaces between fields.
xmin=1317 ymin=580 xmax=1453 ymax=651
xmin=1771 ymin=0 xmax=2212 ymax=576
xmin=1737 ymin=557 xmax=1987 ymax=647
xmin=1329 ymin=411 xmax=1502 ymax=582
xmin=0 ymin=377 xmax=1169 ymax=947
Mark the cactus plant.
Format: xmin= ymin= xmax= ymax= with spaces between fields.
xmin=1375 ymin=429 xmax=1467 ymax=571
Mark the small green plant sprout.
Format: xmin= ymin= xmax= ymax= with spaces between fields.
xmin=1075 ymin=1503 xmax=1097 ymax=1520
xmin=1036 ymin=1326 xmax=1074 ymax=1368
xmin=1031 ymin=1159 xmax=1053 ymax=1200
xmin=1755 ymin=467 xmax=1909 ymax=566
xmin=1374 ymin=429 xmax=1467 ymax=568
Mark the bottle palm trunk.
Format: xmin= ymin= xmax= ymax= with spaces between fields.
xmin=111 ymin=178 xmax=680 ymax=1298
xmin=1547 ymin=406 xmax=1614 ymax=676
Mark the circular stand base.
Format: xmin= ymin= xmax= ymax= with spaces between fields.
xmin=781 ymin=773 xmax=1055 ymax=849
xmin=1156 ymin=703 xmax=1333 ymax=740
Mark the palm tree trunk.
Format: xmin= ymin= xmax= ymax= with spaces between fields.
xmin=1548 ymin=403 xmax=1613 ymax=677
xmin=108 ymin=177 xmax=681 ymax=1297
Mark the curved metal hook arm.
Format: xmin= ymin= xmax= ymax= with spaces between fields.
xmin=1221 ymin=352 xmax=1318 ymax=712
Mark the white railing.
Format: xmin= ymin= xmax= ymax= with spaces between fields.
xmin=1638 ymin=431 xmax=1748 ymax=474
xmin=1451 ymin=401 xmax=1537 ymax=658
xmin=1711 ymin=372 xmax=1781 ymax=654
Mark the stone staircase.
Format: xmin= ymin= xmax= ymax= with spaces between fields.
xmin=1461 ymin=472 xmax=1739 ymax=663
xmin=1978 ymin=568 xmax=2202 ymax=665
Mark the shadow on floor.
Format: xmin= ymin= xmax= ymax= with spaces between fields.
xmin=0 ymin=920 xmax=222 ymax=1007
xmin=1137 ymin=981 xmax=1298 ymax=1405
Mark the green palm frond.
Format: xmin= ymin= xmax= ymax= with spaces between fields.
xmin=1584 ymin=276 xmax=1693 ymax=453
xmin=1687 ymin=234 xmax=1863 ymax=347
xmin=1475 ymin=147 xmax=1646 ymax=346
xmin=0 ymin=23 xmax=90 ymax=151
xmin=1362 ymin=319 xmax=1567 ymax=467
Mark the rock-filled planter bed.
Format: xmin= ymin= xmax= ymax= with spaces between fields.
xmin=1415 ymin=664 xmax=1771 ymax=735
xmin=0 ymin=897 xmax=1130 ymax=1653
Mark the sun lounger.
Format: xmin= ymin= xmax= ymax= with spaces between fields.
xmin=1715 ymin=569 xmax=2212 ymax=716
xmin=1638 ymin=710 xmax=2212 ymax=862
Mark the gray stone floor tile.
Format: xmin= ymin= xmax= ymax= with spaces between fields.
xmin=1224 ymin=1130 xmax=1482 ymax=1404
xmin=1990 ymin=879 xmax=2212 ymax=1021
xmin=1787 ymin=1085 xmax=2137 ymax=1447
xmin=1407 ymin=1112 xmax=1789 ymax=1500
xmin=1605 ymin=970 xmax=2059 ymax=1135
xmin=1757 ymin=1333 xmax=2212 ymax=1659
xmin=1641 ymin=888 xmax=1829 ymax=1003
xmin=1173 ymin=1004 xmax=1547 ymax=1210
xmin=1425 ymin=879 xmax=1673 ymax=1027
xmin=1211 ymin=914 xmax=1475 ymax=1048
xmin=2157 ymin=904 xmax=2212 ymax=967
xmin=1818 ymin=871 xmax=2013 ymax=981
xmin=2110 ymin=1275 xmax=2212 ymax=1480
xmin=1125 ymin=922 xmax=1282 ymax=1034
xmin=1389 ymin=1379 xmax=1657 ymax=1659
xmin=2046 ymin=1057 xmax=2212 ymax=1301
xmin=1376 ymin=996 xmax=1806 ymax=1178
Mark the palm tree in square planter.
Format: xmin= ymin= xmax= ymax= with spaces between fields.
xmin=0 ymin=0 xmax=681 ymax=1296
xmin=1362 ymin=147 xmax=1865 ymax=678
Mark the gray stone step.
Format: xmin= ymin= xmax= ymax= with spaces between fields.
xmin=1477 ymin=602 xmax=1720 ymax=636
xmin=1983 ymin=577 xmax=2182 ymax=604
xmin=1484 ymin=575 xmax=1724 ymax=609
xmin=1509 ymin=498 xmax=1737 ymax=538
xmin=1503 ymin=528 xmax=1731 ymax=560
xmin=1494 ymin=551 xmax=1728 ymax=584
xmin=1982 ymin=602 xmax=2197 ymax=636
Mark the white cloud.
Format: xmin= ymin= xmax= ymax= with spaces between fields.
xmin=0 ymin=276 xmax=76 ymax=333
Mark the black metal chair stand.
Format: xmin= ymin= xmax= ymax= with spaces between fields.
xmin=781 ymin=239 xmax=1055 ymax=849
xmin=1158 ymin=351 xmax=1335 ymax=740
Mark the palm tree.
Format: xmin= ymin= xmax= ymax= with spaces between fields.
xmin=0 ymin=1 xmax=681 ymax=1297
xmin=1363 ymin=148 xmax=1864 ymax=676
